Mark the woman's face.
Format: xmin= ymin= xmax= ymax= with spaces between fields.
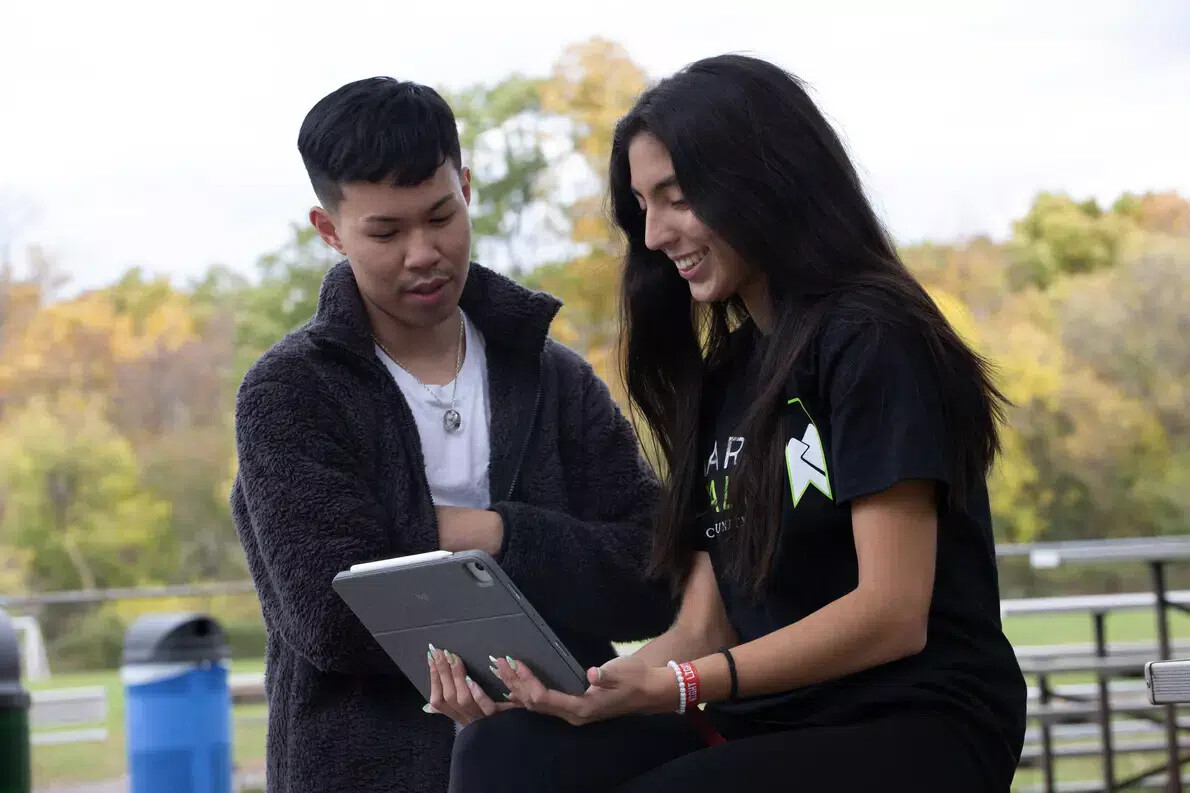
xmin=627 ymin=132 xmax=762 ymax=307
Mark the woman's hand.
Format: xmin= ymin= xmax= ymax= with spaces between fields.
xmin=425 ymin=644 xmax=517 ymax=726
xmin=490 ymin=654 xmax=678 ymax=726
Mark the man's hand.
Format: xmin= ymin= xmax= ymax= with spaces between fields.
xmin=436 ymin=506 xmax=504 ymax=557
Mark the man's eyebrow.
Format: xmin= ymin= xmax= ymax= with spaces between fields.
xmin=425 ymin=194 xmax=454 ymax=214
xmin=362 ymin=194 xmax=455 ymax=223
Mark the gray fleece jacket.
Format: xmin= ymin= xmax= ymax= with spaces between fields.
xmin=230 ymin=260 xmax=674 ymax=793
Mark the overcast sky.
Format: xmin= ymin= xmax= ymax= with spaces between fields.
xmin=2 ymin=0 xmax=1187 ymax=292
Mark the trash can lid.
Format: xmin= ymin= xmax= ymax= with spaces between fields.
xmin=0 ymin=681 xmax=30 ymax=710
xmin=121 ymin=613 xmax=230 ymax=666
xmin=0 ymin=608 xmax=30 ymax=709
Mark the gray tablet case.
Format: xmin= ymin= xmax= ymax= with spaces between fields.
xmin=331 ymin=549 xmax=588 ymax=701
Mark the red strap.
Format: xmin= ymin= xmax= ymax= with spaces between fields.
xmin=677 ymin=661 xmax=724 ymax=746
xmin=685 ymin=708 xmax=727 ymax=746
xmin=678 ymin=661 xmax=701 ymax=708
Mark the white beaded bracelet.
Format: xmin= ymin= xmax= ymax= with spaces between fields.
xmin=667 ymin=660 xmax=687 ymax=715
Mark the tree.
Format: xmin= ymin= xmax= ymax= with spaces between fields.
xmin=0 ymin=394 xmax=172 ymax=591
xmin=0 ymin=247 xmax=66 ymax=418
xmin=0 ymin=270 xmax=201 ymax=416
xmin=138 ymin=427 xmax=245 ymax=581
xmin=540 ymin=37 xmax=648 ymax=262
xmin=442 ymin=75 xmax=561 ymax=272
xmin=1058 ymin=236 xmax=1190 ymax=441
xmin=1112 ymin=191 xmax=1190 ymax=237
xmin=0 ymin=266 xmax=243 ymax=585
xmin=193 ymin=224 xmax=337 ymax=385
xmin=900 ymin=236 xmax=1012 ymax=319
xmin=1009 ymin=192 xmax=1139 ymax=289
xmin=520 ymin=255 xmax=623 ymax=398
xmin=524 ymin=38 xmax=651 ymax=396
xmin=540 ymin=38 xmax=648 ymax=178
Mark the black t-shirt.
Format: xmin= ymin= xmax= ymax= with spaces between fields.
xmin=694 ymin=315 xmax=1026 ymax=774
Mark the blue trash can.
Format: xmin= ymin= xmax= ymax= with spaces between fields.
xmin=122 ymin=613 xmax=232 ymax=793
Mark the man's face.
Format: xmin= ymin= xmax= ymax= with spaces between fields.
xmin=311 ymin=162 xmax=473 ymax=330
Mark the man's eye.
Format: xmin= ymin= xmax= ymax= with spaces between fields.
xmin=672 ymin=198 xmax=689 ymax=209
xmin=429 ymin=214 xmax=454 ymax=226
xmin=370 ymin=232 xmax=396 ymax=241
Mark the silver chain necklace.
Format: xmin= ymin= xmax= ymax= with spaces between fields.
xmin=375 ymin=314 xmax=465 ymax=433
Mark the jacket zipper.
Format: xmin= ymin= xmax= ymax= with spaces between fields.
xmin=506 ymin=356 xmax=544 ymax=500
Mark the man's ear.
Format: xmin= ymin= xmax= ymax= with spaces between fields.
xmin=310 ymin=206 xmax=345 ymax=255
xmin=460 ymin=166 xmax=472 ymax=207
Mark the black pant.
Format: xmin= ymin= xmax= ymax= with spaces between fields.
xmin=449 ymin=708 xmax=1005 ymax=793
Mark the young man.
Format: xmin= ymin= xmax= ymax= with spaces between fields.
xmin=230 ymin=78 xmax=674 ymax=793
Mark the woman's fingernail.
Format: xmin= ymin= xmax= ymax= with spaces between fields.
xmin=428 ymin=643 xmax=438 ymax=658
xmin=445 ymin=651 xmax=455 ymax=665
xmin=503 ymin=692 xmax=512 ymax=700
xmin=427 ymin=651 xmax=433 ymax=663
xmin=505 ymin=656 xmax=518 ymax=671
xmin=488 ymin=654 xmax=500 ymax=666
xmin=423 ymin=704 xmax=436 ymax=714
xmin=489 ymin=665 xmax=500 ymax=677
xmin=597 ymin=667 xmax=604 ymax=682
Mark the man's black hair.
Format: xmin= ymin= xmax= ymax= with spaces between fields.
xmin=298 ymin=77 xmax=462 ymax=211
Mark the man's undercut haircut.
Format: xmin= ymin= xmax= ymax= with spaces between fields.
xmin=298 ymin=76 xmax=463 ymax=211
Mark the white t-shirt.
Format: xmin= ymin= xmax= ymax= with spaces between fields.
xmin=376 ymin=311 xmax=492 ymax=509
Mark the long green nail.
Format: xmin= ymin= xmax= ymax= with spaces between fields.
xmin=488 ymin=655 xmax=500 ymax=666
xmin=465 ymin=675 xmax=474 ymax=684
xmin=445 ymin=651 xmax=456 ymax=665
xmin=505 ymin=656 xmax=518 ymax=671
xmin=489 ymin=665 xmax=500 ymax=677
xmin=427 ymin=651 xmax=433 ymax=662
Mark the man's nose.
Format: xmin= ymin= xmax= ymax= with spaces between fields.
xmin=404 ymin=229 xmax=438 ymax=269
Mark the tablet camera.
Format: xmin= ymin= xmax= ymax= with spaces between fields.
xmin=465 ymin=560 xmax=494 ymax=586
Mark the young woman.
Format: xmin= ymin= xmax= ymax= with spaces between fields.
xmin=443 ymin=54 xmax=1027 ymax=793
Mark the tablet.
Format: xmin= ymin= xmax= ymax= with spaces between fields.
xmin=331 ymin=549 xmax=589 ymax=702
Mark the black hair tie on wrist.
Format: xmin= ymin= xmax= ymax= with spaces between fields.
xmin=719 ymin=647 xmax=739 ymax=701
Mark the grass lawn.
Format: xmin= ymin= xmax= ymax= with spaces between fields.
xmin=29 ymin=659 xmax=266 ymax=790
xmin=1013 ymin=751 xmax=1175 ymax=791
xmin=1002 ymin=607 xmax=1190 ymax=647
xmin=26 ymin=609 xmax=1190 ymax=790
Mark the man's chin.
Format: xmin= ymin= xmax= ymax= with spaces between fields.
xmin=391 ymin=295 xmax=462 ymax=331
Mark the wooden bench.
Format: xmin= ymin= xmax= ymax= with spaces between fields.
xmin=1017 ymin=639 xmax=1190 ymax=662
xmin=231 ymin=672 xmax=266 ymax=705
xmin=1004 ymin=588 xmax=1190 ymax=792
xmin=1003 ymin=590 xmax=1190 ymax=617
xmin=29 ymin=686 xmax=109 ymax=746
xmin=1017 ymin=775 xmax=1190 ymax=793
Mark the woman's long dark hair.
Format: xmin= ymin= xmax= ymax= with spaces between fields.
xmin=611 ymin=54 xmax=1008 ymax=597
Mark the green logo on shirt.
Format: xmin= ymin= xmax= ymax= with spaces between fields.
xmin=785 ymin=398 xmax=833 ymax=507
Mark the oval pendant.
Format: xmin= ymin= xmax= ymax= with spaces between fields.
xmin=443 ymin=409 xmax=462 ymax=433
